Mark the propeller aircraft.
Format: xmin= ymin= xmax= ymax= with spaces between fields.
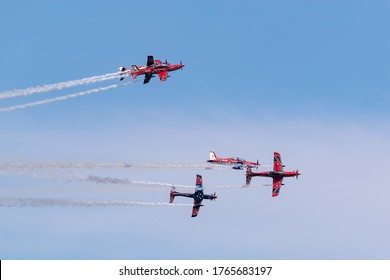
xmin=246 ymin=152 xmax=300 ymax=197
xmin=119 ymin=55 xmax=185 ymax=84
xmin=207 ymin=150 xmax=260 ymax=170
xmin=169 ymin=174 xmax=217 ymax=217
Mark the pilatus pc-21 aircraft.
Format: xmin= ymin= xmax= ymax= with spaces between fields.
xmin=246 ymin=152 xmax=300 ymax=197
xmin=169 ymin=174 xmax=217 ymax=217
xmin=119 ymin=55 xmax=185 ymax=84
xmin=207 ymin=150 xmax=260 ymax=170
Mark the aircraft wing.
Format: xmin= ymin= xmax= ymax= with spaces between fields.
xmin=158 ymin=71 xmax=169 ymax=82
xmin=147 ymin=55 xmax=154 ymax=67
xmin=191 ymin=202 xmax=202 ymax=217
xmin=245 ymin=176 xmax=252 ymax=186
xmin=273 ymin=152 xmax=284 ymax=172
xmin=143 ymin=73 xmax=153 ymax=84
xmin=272 ymin=178 xmax=283 ymax=197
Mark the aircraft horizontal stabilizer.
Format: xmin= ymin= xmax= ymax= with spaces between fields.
xmin=169 ymin=186 xmax=176 ymax=203
xmin=119 ymin=66 xmax=127 ymax=80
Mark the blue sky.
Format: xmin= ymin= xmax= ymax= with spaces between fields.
xmin=0 ymin=1 xmax=390 ymax=259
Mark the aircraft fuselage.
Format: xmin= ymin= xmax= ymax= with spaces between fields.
xmin=251 ymin=171 xmax=298 ymax=178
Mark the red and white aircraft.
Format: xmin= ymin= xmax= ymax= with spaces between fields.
xmin=246 ymin=152 xmax=300 ymax=197
xmin=207 ymin=151 xmax=260 ymax=170
xmin=169 ymin=174 xmax=217 ymax=217
xmin=119 ymin=55 xmax=185 ymax=84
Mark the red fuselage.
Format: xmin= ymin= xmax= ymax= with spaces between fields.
xmin=249 ymin=170 xmax=300 ymax=178
xmin=119 ymin=56 xmax=184 ymax=84
xmin=207 ymin=157 xmax=259 ymax=170
xmin=132 ymin=63 xmax=184 ymax=77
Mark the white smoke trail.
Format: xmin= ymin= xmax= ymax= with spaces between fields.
xmin=0 ymin=164 xmax=271 ymax=190
xmin=0 ymin=81 xmax=134 ymax=112
xmin=117 ymin=163 xmax=228 ymax=170
xmin=78 ymin=175 xmax=269 ymax=190
xmin=0 ymin=197 xmax=192 ymax=207
xmin=74 ymin=175 xmax=194 ymax=189
xmin=0 ymin=72 xmax=121 ymax=100
xmin=0 ymin=162 xmax=227 ymax=171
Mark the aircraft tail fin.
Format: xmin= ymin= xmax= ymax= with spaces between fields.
xmin=169 ymin=186 xmax=176 ymax=203
xmin=126 ymin=65 xmax=139 ymax=79
xmin=209 ymin=151 xmax=217 ymax=161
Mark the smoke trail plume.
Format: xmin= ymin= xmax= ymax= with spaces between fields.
xmin=0 ymin=72 xmax=121 ymax=100
xmin=78 ymin=175 xmax=269 ymax=190
xmin=0 ymin=197 xmax=192 ymax=207
xmin=83 ymin=175 xmax=194 ymax=189
xmin=0 ymin=162 xmax=227 ymax=171
xmin=0 ymin=81 xmax=134 ymax=112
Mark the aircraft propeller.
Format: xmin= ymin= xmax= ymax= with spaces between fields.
xmin=296 ymin=169 xmax=299 ymax=179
